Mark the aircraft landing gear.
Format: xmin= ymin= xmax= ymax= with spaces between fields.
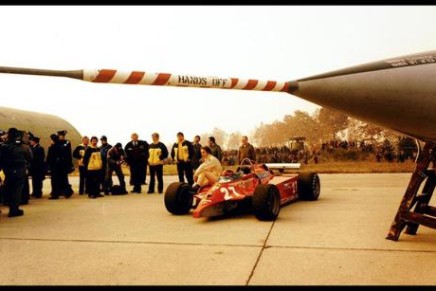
xmin=386 ymin=142 xmax=436 ymax=241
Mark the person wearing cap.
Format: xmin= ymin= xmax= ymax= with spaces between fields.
xmin=106 ymin=142 xmax=127 ymax=194
xmin=58 ymin=130 xmax=70 ymax=150
xmin=0 ymin=128 xmax=32 ymax=217
xmin=83 ymin=136 xmax=104 ymax=199
xmin=171 ymin=132 xmax=195 ymax=186
xmin=29 ymin=136 xmax=46 ymax=199
xmin=99 ymin=135 xmax=112 ymax=195
xmin=124 ymin=133 xmax=149 ymax=194
xmin=73 ymin=136 xmax=90 ymax=195
xmin=57 ymin=130 xmax=73 ymax=172
xmin=147 ymin=133 xmax=168 ymax=194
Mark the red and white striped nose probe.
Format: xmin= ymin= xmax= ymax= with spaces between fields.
xmin=0 ymin=66 xmax=289 ymax=93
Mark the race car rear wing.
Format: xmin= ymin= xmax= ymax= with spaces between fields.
xmin=265 ymin=163 xmax=301 ymax=171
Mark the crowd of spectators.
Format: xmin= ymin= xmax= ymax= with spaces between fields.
xmin=220 ymin=138 xmax=417 ymax=165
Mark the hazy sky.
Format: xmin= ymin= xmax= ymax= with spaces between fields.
xmin=1 ymin=6 xmax=436 ymax=147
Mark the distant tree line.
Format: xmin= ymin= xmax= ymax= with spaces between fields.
xmin=198 ymin=107 xmax=417 ymax=162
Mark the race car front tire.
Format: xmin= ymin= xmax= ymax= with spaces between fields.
xmin=298 ymin=172 xmax=320 ymax=201
xmin=253 ymin=184 xmax=281 ymax=221
xmin=164 ymin=182 xmax=193 ymax=215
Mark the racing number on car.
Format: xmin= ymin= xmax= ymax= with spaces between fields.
xmin=221 ymin=186 xmax=242 ymax=200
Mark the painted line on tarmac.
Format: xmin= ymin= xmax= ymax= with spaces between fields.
xmin=0 ymin=237 xmax=263 ymax=248
xmin=2 ymin=237 xmax=433 ymax=255
xmin=266 ymin=244 xmax=436 ymax=254
xmin=245 ymin=219 xmax=276 ymax=286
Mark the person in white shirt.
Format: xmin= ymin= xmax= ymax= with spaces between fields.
xmin=192 ymin=146 xmax=222 ymax=191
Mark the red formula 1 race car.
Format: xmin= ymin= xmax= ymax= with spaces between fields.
xmin=164 ymin=159 xmax=320 ymax=221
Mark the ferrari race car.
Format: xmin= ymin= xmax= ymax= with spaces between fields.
xmin=164 ymin=159 xmax=320 ymax=221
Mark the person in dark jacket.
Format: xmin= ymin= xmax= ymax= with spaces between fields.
xmin=124 ymin=133 xmax=149 ymax=193
xmin=73 ymin=136 xmax=89 ymax=195
xmin=19 ymin=134 xmax=32 ymax=205
xmin=0 ymin=128 xmax=32 ymax=217
xmin=57 ymin=130 xmax=74 ymax=170
xmin=238 ymin=135 xmax=256 ymax=164
xmin=171 ymin=132 xmax=194 ymax=185
xmin=208 ymin=136 xmax=223 ymax=162
xmin=99 ymin=135 xmax=112 ymax=194
xmin=191 ymin=135 xmax=202 ymax=170
xmin=46 ymin=134 xmax=62 ymax=199
xmin=57 ymin=130 xmax=74 ymax=197
xmin=106 ymin=143 xmax=127 ymax=194
xmin=0 ymin=129 xmax=5 ymax=205
xmin=83 ymin=136 xmax=104 ymax=199
xmin=147 ymin=133 xmax=168 ymax=194
xmin=29 ymin=136 xmax=45 ymax=198
xmin=46 ymin=134 xmax=73 ymax=199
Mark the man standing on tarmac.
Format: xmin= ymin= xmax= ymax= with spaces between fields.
xmin=147 ymin=132 xmax=168 ymax=194
xmin=29 ymin=136 xmax=46 ymax=199
xmin=125 ymin=133 xmax=149 ymax=194
xmin=0 ymin=128 xmax=32 ymax=217
xmin=191 ymin=135 xmax=202 ymax=171
xmin=57 ymin=130 xmax=74 ymax=197
xmin=83 ymin=136 xmax=104 ymax=199
xmin=47 ymin=133 xmax=73 ymax=199
xmin=73 ymin=136 xmax=89 ymax=195
xmin=99 ymin=135 xmax=112 ymax=194
xmin=171 ymin=132 xmax=194 ymax=186
xmin=19 ymin=132 xmax=32 ymax=205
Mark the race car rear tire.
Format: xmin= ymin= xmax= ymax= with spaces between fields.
xmin=164 ymin=182 xmax=193 ymax=215
xmin=298 ymin=172 xmax=320 ymax=201
xmin=253 ymin=184 xmax=281 ymax=221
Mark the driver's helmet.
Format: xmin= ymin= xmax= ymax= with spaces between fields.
xmin=221 ymin=169 xmax=234 ymax=177
xmin=238 ymin=166 xmax=251 ymax=174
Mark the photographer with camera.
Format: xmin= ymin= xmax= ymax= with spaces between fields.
xmin=106 ymin=142 xmax=127 ymax=194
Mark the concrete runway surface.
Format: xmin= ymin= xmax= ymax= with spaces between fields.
xmin=0 ymin=173 xmax=435 ymax=285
